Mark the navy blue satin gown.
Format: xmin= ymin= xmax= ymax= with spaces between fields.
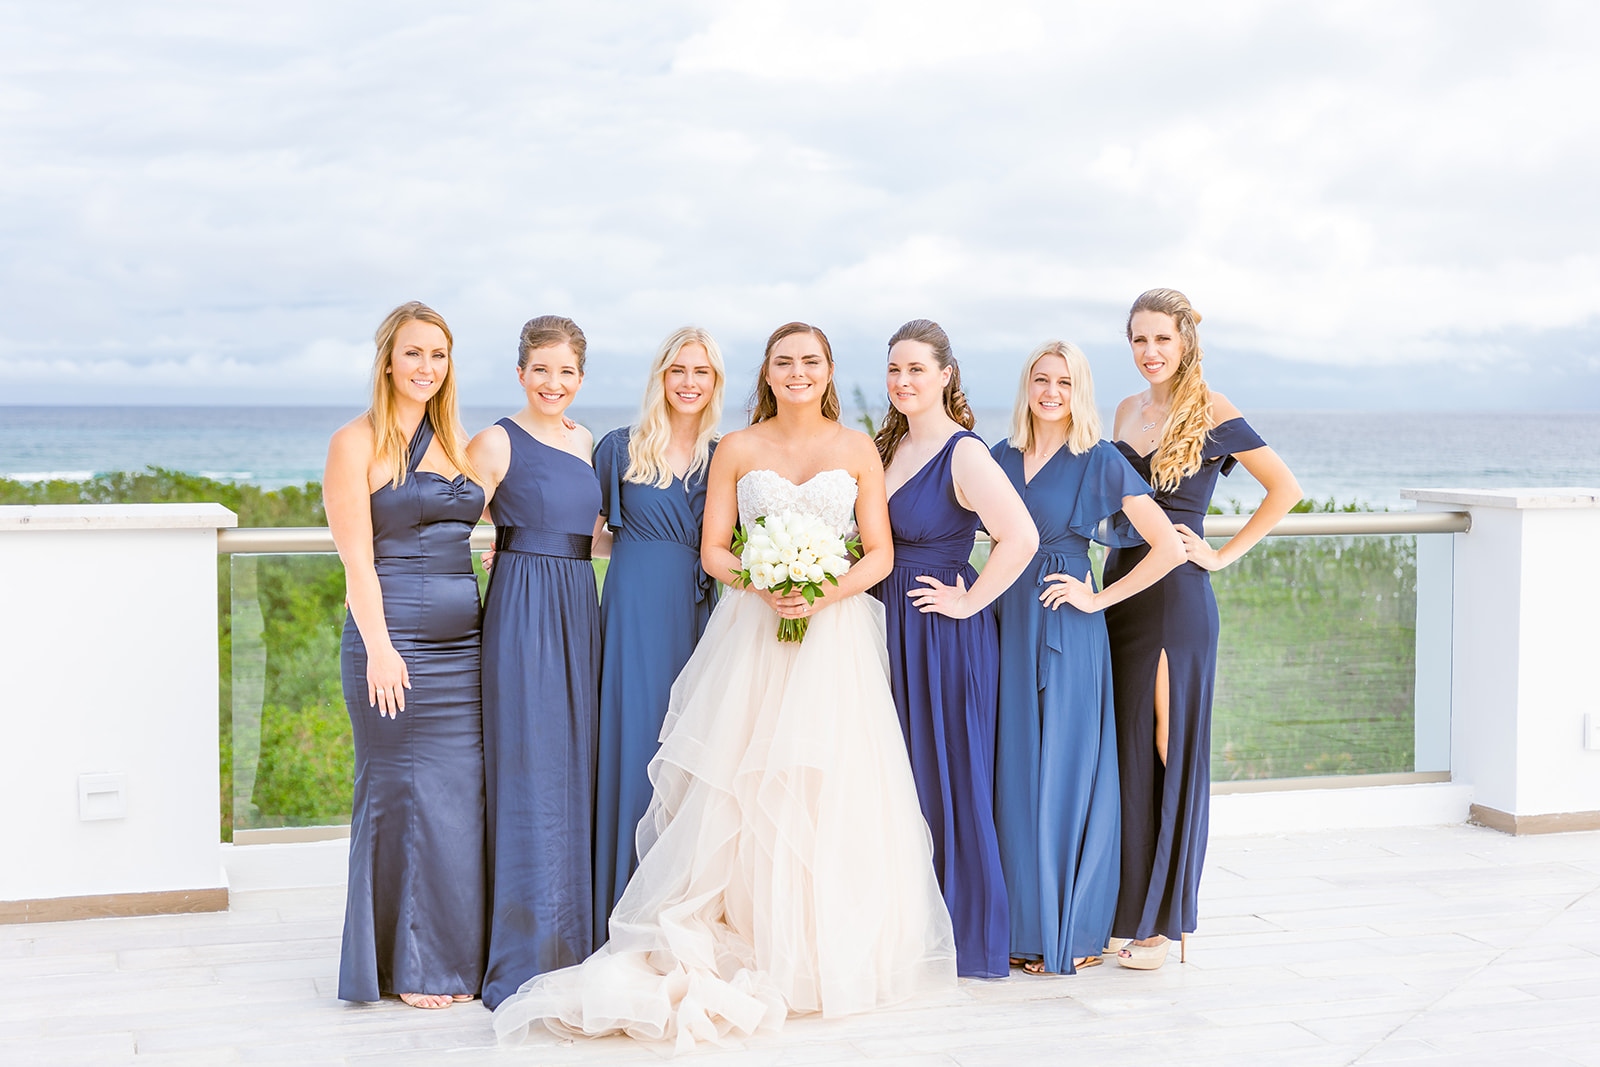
xmin=1104 ymin=416 xmax=1265 ymax=942
xmin=872 ymin=430 xmax=1009 ymax=979
xmin=991 ymin=439 xmax=1151 ymax=974
xmin=338 ymin=415 xmax=488 ymax=1002
xmin=481 ymin=418 xmax=602 ymax=1010
xmin=590 ymin=428 xmax=718 ymax=946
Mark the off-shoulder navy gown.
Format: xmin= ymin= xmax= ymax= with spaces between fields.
xmin=1104 ymin=416 xmax=1265 ymax=942
xmin=991 ymin=439 xmax=1152 ymax=974
xmin=590 ymin=428 xmax=718 ymax=945
xmin=338 ymin=415 xmax=487 ymax=1002
xmin=481 ymin=418 xmax=602 ymax=1010
xmin=872 ymin=430 xmax=1009 ymax=979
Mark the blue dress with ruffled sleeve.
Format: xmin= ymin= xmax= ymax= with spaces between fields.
xmin=991 ymin=438 xmax=1152 ymax=973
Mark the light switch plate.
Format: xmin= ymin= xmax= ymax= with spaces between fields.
xmin=79 ymin=773 xmax=127 ymax=821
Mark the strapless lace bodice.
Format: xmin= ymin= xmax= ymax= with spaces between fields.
xmin=735 ymin=468 xmax=858 ymax=537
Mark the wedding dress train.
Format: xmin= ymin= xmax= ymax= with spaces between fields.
xmin=493 ymin=469 xmax=957 ymax=1051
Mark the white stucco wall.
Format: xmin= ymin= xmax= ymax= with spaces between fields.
xmin=0 ymin=505 xmax=235 ymax=901
xmin=1407 ymin=489 xmax=1600 ymax=819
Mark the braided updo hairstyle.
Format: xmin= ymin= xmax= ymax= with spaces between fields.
xmin=1129 ymin=288 xmax=1212 ymax=492
xmin=874 ymin=318 xmax=975 ymax=467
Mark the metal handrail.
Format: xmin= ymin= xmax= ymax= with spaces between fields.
xmin=215 ymin=510 xmax=1471 ymax=555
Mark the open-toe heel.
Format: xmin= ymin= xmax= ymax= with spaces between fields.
xmin=1116 ymin=936 xmax=1171 ymax=971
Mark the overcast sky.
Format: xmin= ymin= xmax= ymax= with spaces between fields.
xmin=3 ymin=0 xmax=1597 ymax=410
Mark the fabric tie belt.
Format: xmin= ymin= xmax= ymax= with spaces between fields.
xmin=494 ymin=526 xmax=593 ymax=560
xmin=616 ymin=536 xmax=714 ymax=604
xmin=1033 ymin=542 xmax=1092 ymax=587
xmin=892 ymin=537 xmax=977 ymax=570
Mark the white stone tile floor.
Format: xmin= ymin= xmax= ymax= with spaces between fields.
xmin=4 ymin=824 xmax=1599 ymax=1066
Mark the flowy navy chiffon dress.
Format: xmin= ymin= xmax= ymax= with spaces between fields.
xmin=872 ymin=430 xmax=1009 ymax=979
xmin=991 ymin=439 xmax=1152 ymax=974
xmin=480 ymin=417 xmax=603 ymax=1010
xmin=338 ymin=415 xmax=488 ymax=1002
xmin=590 ymin=428 xmax=718 ymax=945
xmin=1103 ymin=416 xmax=1265 ymax=942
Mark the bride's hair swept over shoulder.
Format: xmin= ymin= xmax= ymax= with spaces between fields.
xmin=748 ymin=322 xmax=841 ymax=424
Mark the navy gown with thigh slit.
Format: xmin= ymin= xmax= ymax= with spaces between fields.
xmin=1103 ymin=416 xmax=1265 ymax=943
xmin=590 ymin=428 xmax=718 ymax=946
xmin=991 ymin=438 xmax=1151 ymax=974
xmin=480 ymin=417 xmax=603 ymax=1010
xmin=872 ymin=429 xmax=1010 ymax=979
xmin=338 ymin=415 xmax=488 ymax=1002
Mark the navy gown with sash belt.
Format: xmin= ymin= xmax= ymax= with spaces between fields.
xmin=590 ymin=427 xmax=718 ymax=945
xmin=872 ymin=429 xmax=1010 ymax=979
xmin=480 ymin=417 xmax=602 ymax=1010
xmin=1104 ymin=416 xmax=1266 ymax=943
xmin=338 ymin=415 xmax=488 ymax=1001
xmin=991 ymin=438 xmax=1152 ymax=974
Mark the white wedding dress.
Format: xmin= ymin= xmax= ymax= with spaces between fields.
xmin=493 ymin=469 xmax=957 ymax=1052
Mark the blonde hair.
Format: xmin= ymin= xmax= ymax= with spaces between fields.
xmin=873 ymin=319 xmax=976 ymax=467
xmin=368 ymin=301 xmax=479 ymax=488
xmin=624 ymin=326 xmax=727 ymax=487
xmin=1128 ymin=288 xmax=1211 ymax=492
xmin=1007 ymin=340 xmax=1101 ymax=455
xmin=749 ymin=322 xmax=841 ymax=424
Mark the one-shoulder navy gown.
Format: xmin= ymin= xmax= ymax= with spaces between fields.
xmin=338 ymin=416 xmax=488 ymax=1002
xmin=590 ymin=428 xmax=718 ymax=946
xmin=481 ymin=418 xmax=602 ymax=1010
xmin=872 ymin=430 xmax=1009 ymax=979
xmin=991 ymin=439 xmax=1151 ymax=974
xmin=1104 ymin=416 xmax=1265 ymax=942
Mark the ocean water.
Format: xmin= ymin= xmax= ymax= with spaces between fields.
xmin=4 ymin=405 xmax=1599 ymax=511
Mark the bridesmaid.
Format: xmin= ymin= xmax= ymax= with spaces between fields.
xmin=1105 ymin=289 xmax=1300 ymax=970
xmin=591 ymin=326 xmax=727 ymax=944
xmin=871 ymin=319 xmax=1038 ymax=980
xmin=991 ymin=340 xmax=1183 ymax=976
xmin=325 ymin=301 xmax=487 ymax=1008
xmin=469 ymin=315 xmax=606 ymax=1009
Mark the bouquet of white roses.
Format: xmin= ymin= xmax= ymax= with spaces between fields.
xmin=731 ymin=509 xmax=858 ymax=642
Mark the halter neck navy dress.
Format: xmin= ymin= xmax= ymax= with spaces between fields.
xmin=872 ymin=430 xmax=1009 ymax=979
xmin=991 ymin=439 xmax=1152 ymax=974
xmin=480 ymin=418 xmax=602 ymax=1010
xmin=590 ymin=428 xmax=718 ymax=945
xmin=337 ymin=415 xmax=488 ymax=1002
xmin=1104 ymin=416 xmax=1265 ymax=942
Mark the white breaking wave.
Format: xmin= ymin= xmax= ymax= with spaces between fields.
xmin=5 ymin=470 xmax=96 ymax=482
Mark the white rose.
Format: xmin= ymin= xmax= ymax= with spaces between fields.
xmin=750 ymin=562 xmax=774 ymax=589
xmin=806 ymin=562 xmax=825 ymax=583
xmin=779 ymin=545 xmax=798 ymax=565
xmin=822 ymin=554 xmax=848 ymax=574
xmin=772 ymin=562 xmax=790 ymax=584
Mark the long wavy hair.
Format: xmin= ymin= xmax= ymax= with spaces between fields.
xmin=624 ymin=326 xmax=727 ymax=487
xmin=1007 ymin=340 xmax=1101 ymax=455
xmin=748 ymin=322 xmax=841 ymax=424
xmin=368 ymin=301 xmax=479 ymax=488
xmin=874 ymin=318 xmax=975 ymax=467
xmin=1129 ymin=287 xmax=1211 ymax=491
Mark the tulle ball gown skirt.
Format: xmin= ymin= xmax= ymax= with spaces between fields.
xmin=493 ymin=589 xmax=957 ymax=1052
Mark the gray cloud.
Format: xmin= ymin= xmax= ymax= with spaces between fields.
xmin=3 ymin=0 xmax=1596 ymax=410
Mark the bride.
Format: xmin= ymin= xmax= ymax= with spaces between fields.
xmin=493 ymin=322 xmax=958 ymax=1051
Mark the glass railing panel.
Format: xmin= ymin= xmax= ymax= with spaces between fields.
xmin=229 ymin=552 xmax=353 ymax=837
xmin=1210 ymin=533 xmax=1422 ymax=780
xmin=223 ymin=551 xmax=606 ymax=840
